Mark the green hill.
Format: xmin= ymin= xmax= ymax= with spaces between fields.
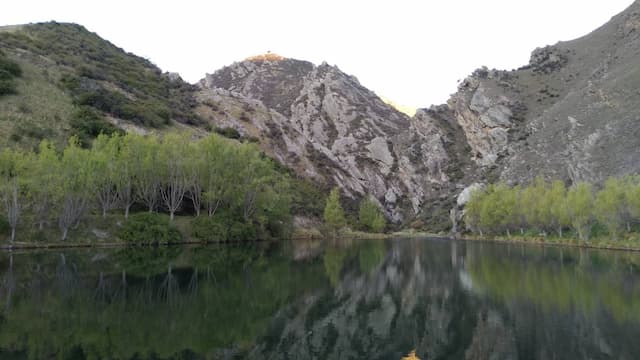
xmin=0 ymin=22 xmax=201 ymax=148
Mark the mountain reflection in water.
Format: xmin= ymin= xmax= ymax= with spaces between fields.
xmin=0 ymin=238 xmax=639 ymax=359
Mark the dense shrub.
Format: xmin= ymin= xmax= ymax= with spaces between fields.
xmin=191 ymin=216 xmax=229 ymax=242
xmin=191 ymin=213 xmax=258 ymax=242
xmin=214 ymin=127 xmax=241 ymax=139
xmin=69 ymin=106 xmax=124 ymax=147
xmin=118 ymin=213 xmax=182 ymax=245
xmin=0 ymin=54 xmax=21 ymax=96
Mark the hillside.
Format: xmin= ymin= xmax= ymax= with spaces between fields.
xmin=0 ymin=22 xmax=199 ymax=148
xmin=196 ymin=56 xmax=471 ymax=226
xmin=433 ymin=0 xmax=640 ymax=186
xmin=1 ymin=2 xmax=640 ymax=232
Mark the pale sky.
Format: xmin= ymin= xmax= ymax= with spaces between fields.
xmin=1 ymin=0 xmax=635 ymax=109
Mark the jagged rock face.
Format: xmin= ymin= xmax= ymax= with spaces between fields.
xmin=197 ymin=57 xmax=465 ymax=223
xmin=441 ymin=0 xmax=640 ymax=186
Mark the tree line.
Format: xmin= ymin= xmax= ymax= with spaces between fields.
xmin=465 ymin=176 xmax=640 ymax=240
xmin=0 ymin=132 xmax=290 ymax=241
xmin=323 ymin=188 xmax=386 ymax=234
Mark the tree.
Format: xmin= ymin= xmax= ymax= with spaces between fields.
xmin=548 ymin=180 xmax=570 ymax=237
xmin=116 ymin=134 xmax=137 ymax=218
xmin=324 ymin=188 xmax=346 ymax=233
xmin=358 ymin=196 xmax=386 ymax=233
xmin=520 ymin=177 xmax=552 ymax=235
xmin=464 ymin=188 xmax=485 ymax=236
xmin=130 ymin=135 xmax=160 ymax=213
xmin=0 ymin=149 xmax=24 ymax=242
xmin=567 ymin=182 xmax=593 ymax=241
xmin=200 ymin=135 xmax=228 ymax=217
xmin=594 ymin=177 xmax=626 ymax=239
xmin=26 ymin=141 xmax=61 ymax=230
xmin=624 ymin=175 xmax=640 ymax=231
xmin=58 ymin=137 xmax=94 ymax=240
xmin=92 ymin=134 xmax=120 ymax=217
xmin=158 ymin=133 xmax=190 ymax=221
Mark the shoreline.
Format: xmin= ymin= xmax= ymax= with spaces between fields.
xmin=458 ymin=235 xmax=640 ymax=253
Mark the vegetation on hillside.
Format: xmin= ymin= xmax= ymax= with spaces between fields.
xmin=0 ymin=132 xmax=291 ymax=243
xmin=465 ymin=176 xmax=640 ymax=241
xmin=0 ymin=22 xmax=200 ymax=130
xmin=0 ymin=50 xmax=21 ymax=96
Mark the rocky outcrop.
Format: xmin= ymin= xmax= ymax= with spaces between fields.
xmin=196 ymin=1 xmax=640 ymax=230
xmin=439 ymin=0 xmax=640 ymax=189
xmin=197 ymin=56 xmax=472 ymax=224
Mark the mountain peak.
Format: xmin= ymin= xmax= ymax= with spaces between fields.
xmin=244 ymin=52 xmax=287 ymax=62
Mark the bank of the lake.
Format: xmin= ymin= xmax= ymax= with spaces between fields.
xmin=461 ymin=233 xmax=640 ymax=252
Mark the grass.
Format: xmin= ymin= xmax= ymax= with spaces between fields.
xmin=0 ymin=57 xmax=74 ymax=149
xmin=0 ymin=22 xmax=201 ymax=148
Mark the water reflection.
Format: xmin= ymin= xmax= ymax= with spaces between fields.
xmin=0 ymin=239 xmax=638 ymax=359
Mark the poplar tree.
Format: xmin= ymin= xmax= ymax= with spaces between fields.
xmin=59 ymin=137 xmax=94 ymax=240
xmin=358 ymin=196 xmax=386 ymax=233
xmin=27 ymin=141 xmax=60 ymax=230
xmin=158 ymin=133 xmax=189 ymax=221
xmin=0 ymin=149 xmax=24 ymax=242
xmin=548 ymin=180 xmax=570 ymax=237
xmin=567 ymin=182 xmax=593 ymax=241
xmin=594 ymin=177 xmax=626 ymax=239
xmin=324 ymin=188 xmax=346 ymax=232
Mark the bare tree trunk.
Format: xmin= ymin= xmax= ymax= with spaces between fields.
xmin=5 ymin=183 xmax=20 ymax=243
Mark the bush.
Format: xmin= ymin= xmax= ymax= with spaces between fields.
xmin=191 ymin=216 xmax=228 ymax=242
xmin=70 ymin=106 xmax=124 ymax=147
xmin=191 ymin=214 xmax=257 ymax=242
xmin=228 ymin=221 xmax=257 ymax=242
xmin=118 ymin=213 xmax=182 ymax=244
xmin=0 ymin=217 xmax=10 ymax=236
xmin=214 ymin=127 xmax=241 ymax=139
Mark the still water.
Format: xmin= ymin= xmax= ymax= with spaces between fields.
xmin=0 ymin=238 xmax=639 ymax=359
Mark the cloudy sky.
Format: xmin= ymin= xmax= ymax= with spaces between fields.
xmin=1 ymin=0 xmax=634 ymax=109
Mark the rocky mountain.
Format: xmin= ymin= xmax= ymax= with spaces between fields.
xmin=2 ymin=1 xmax=640 ymax=231
xmin=196 ymin=55 xmax=473 ymax=226
xmin=437 ymin=0 xmax=640 ymax=186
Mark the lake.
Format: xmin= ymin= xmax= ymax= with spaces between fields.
xmin=0 ymin=238 xmax=639 ymax=359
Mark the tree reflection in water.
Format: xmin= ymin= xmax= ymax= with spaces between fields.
xmin=0 ymin=240 xmax=638 ymax=359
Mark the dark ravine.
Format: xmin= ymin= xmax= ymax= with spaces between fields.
xmin=1 ymin=1 xmax=640 ymax=231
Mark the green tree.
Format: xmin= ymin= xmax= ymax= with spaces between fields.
xmin=594 ymin=177 xmax=626 ymax=239
xmin=358 ymin=196 xmax=386 ymax=233
xmin=58 ymin=137 xmax=94 ymax=240
xmin=158 ymin=133 xmax=189 ymax=221
xmin=324 ymin=188 xmax=346 ymax=233
xmin=548 ymin=180 xmax=570 ymax=237
xmin=567 ymin=182 xmax=593 ymax=241
xmin=0 ymin=149 xmax=25 ymax=242
xmin=26 ymin=140 xmax=60 ymax=230
xmin=520 ymin=177 xmax=552 ymax=235
xmin=464 ymin=188 xmax=486 ymax=236
xmin=92 ymin=134 xmax=120 ymax=217
xmin=131 ymin=135 xmax=160 ymax=212
xmin=624 ymin=175 xmax=640 ymax=231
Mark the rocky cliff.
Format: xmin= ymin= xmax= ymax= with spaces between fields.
xmin=439 ymin=0 xmax=640 ymax=186
xmin=197 ymin=56 xmax=473 ymax=225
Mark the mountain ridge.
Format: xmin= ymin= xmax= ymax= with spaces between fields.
xmin=1 ymin=2 xmax=640 ymax=230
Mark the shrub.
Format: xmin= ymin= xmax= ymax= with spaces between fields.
xmin=0 ymin=217 xmax=10 ymax=236
xmin=214 ymin=127 xmax=241 ymax=139
xmin=228 ymin=221 xmax=257 ymax=242
xmin=191 ymin=214 xmax=258 ymax=242
xmin=191 ymin=216 xmax=228 ymax=242
xmin=118 ymin=213 xmax=182 ymax=244
xmin=70 ymin=106 xmax=124 ymax=147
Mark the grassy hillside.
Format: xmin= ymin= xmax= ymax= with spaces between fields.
xmin=0 ymin=22 xmax=200 ymax=148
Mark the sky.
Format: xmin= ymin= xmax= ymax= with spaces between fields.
xmin=0 ymin=0 xmax=635 ymax=109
